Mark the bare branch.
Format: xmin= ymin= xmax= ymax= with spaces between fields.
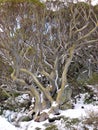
xmin=20 ymin=68 xmax=54 ymax=103
xmin=77 ymin=24 xmax=98 ymax=41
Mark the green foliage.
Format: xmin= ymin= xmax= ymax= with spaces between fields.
xmin=29 ymin=0 xmax=45 ymax=7
xmin=62 ymin=117 xmax=80 ymax=129
xmin=12 ymin=92 xmax=20 ymax=97
xmin=8 ymin=66 xmax=13 ymax=74
xmin=35 ymin=128 xmax=41 ymax=130
xmin=27 ymin=46 xmax=36 ymax=56
xmin=45 ymin=125 xmax=58 ymax=130
xmin=84 ymin=93 xmax=95 ymax=104
xmin=66 ymin=118 xmax=80 ymax=125
xmin=87 ymin=73 xmax=98 ymax=85
xmin=74 ymin=2 xmax=89 ymax=9
xmin=21 ymin=116 xmax=31 ymax=121
xmin=0 ymin=88 xmax=10 ymax=101
xmin=0 ymin=0 xmax=45 ymax=7
xmin=0 ymin=0 xmax=25 ymax=2
xmin=0 ymin=62 xmax=13 ymax=77
xmin=94 ymin=4 xmax=98 ymax=17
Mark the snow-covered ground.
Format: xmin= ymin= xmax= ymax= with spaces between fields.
xmin=0 ymin=106 xmax=98 ymax=130
xmin=0 ymin=93 xmax=98 ymax=130
xmin=0 ymin=116 xmax=17 ymax=130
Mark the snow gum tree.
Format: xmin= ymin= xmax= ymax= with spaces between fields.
xmin=0 ymin=0 xmax=98 ymax=119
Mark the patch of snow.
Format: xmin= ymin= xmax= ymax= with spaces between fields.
xmin=79 ymin=0 xmax=98 ymax=5
xmin=59 ymin=93 xmax=98 ymax=119
xmin=49 ymin=113 xmax=54 ymax=118
xmin=3 ymin=110 xmax=15 ymax=122
xmin=88 ymin=45 xmax=93 ymax=48
xmin=0 ymin=116 xmax=17 ymax=130
xmin=37 ymin=74 xmax=42 ymax=78
xmin=42 ymin=0 xmax=98 ymax=6
xmin=15 ymin=94 xmax=30 ymax=104
xmin=0 ymin=27 xmax=3 ymax=32
xmin=19 ymin=120 xmax=48 ymax=130
xmin=52 ymin=101 xmax=58 ymax=107
xmin=65 ymin=84 xmax=69 ymax=88
xmin=55 ymin=119 xmax=66 ymax=130
xmin=73 ymin=94 xmax=85 ymax=108
xmin=73 ymin=94 xmax=97 ymax=111
xmin=82 ymin=70 xmax=88 ymax=74
xmin=60 ymin=109 xmax=86 ymax=119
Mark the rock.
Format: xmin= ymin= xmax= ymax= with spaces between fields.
xmin=34 ymin=112 xmax=49 ymax=122
xmin=48 ymin=116 xmax=63 ymax=122
xmin=59 ymin=85 xmax=72 ymax=110
xmin=49 ymin=106 xmax=60 ymax=115
xmin=60 ymin=100 xmax=72 ymax=110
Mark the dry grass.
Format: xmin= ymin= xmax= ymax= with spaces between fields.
xmin=82 ymin=110 xmax=98 ymax=129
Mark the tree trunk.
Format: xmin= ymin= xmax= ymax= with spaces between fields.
xmin=56 ymin=45 xmax=75 ymax=108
